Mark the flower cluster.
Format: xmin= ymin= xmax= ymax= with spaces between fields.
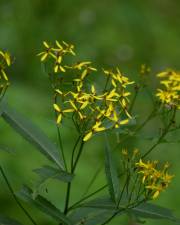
xmin=156 ymin=70 xmax=180 ymax=109
xmin=0 ymin=50 xmax=11 ymax=97
xmin=38 ymin=41 xmax=75 ymax=73
xmin=136 ymin=159 xmax=173 ymax=199
xmin=38 ymin=41 xmax=134 ymax=142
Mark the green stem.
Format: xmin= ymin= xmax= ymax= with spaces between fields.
xmin=64 ymin=139 xmax=84 ymax=215
xmin=100 ymin=198 xmax=146 ymax=225
xmin=68 ymin=184 xmax=107 ymax=211
xmin=72 ymin=140 xmax=85 ymax=172
xmin=142 ymin=108 xmax=176 ymax=159
xmin=54 ymin=95 xmax=67 ymax=171
xmin=0 ymin=166 xmax=37 ymax=225
xmin=71 ymin=135 xmax=81 ymax=170
xmin=81 ymin=164 xmax=102 ymax=198
xmin=113 ymin=108 xmax=156 ymax=152
xmin=128 ymin=86 xmax=139 ymax=114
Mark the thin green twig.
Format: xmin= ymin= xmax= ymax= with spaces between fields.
xmin=0 ymin=166 xmax=37 ymax=225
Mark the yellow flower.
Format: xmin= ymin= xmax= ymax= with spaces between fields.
xmin=53 ymin=104 xmax=74 ymax=124
xmin=83 ymin=121 xmax=106 ymax=142
xmin=135 ymin=158 xmax=173 ymax=199
xmin=0 ymin=50 xmax=12 ymax=88
xmin=156 ymin=69 xmax=180 ymax=109
xmin=0 ymin=51 xmax=11 ymax=66
xmin=37 ymin=41 xmax=55 ymax=61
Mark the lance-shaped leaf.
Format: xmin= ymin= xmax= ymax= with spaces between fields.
xmin=0 ymin=215 xmax=23 ymax=225
xmin=34 ymin=165 xmax=74 ymax=183
xmin=69 ymin=207 xmax=118 ymax=225
xmin=1 ymin=103 xmax=64 ymax=169
xmin=131 ymin=203 xmax=180 ymax=223
xmin=17 ymin=185 xmax=72 ymax=225
xmin=69 ymin=197 xmax=125 ymax=225
xmin=104 ymin=143 xmax=120 ymax=204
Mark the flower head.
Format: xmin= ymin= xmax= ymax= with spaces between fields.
xmin=156 ymin=69 xmax=180 ymax=109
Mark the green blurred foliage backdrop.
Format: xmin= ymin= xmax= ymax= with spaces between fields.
xmin=0 ymin=0 xmax=180 ymax=224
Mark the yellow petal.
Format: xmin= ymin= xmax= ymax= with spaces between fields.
xmin=57 ymin=114 xmax=62 ymax=124
xmin=1 ymin=70 xmax=8 ymax=81
xmin=43 ymin=41 xmax=49 ymax=48
xmin=81 ymin=69 xmax=88 ymax=79
xmin=63 ymin=108 xmax=74 ymax=113
xmin=119 ymin=119 xmax=129 ymax=125
xmin=57 ymin=56 xmax=62 ymax=64
xmin=55 ymin=40 xmax=63 ymax=49
xmin=55 ymin=89 xmax=63 ymax=95
xmin=152 ymin=190 xmax=160 ymax=199
xmin=53 ymin=104 xmax=61 ymax=112
xmin=80 ymin=101 xmax=88 ymax=109
xmin=60 ymin=66 xmax=66 ymax=72
xmin=4 ymin=52 xmax=11 ymax=66
xmin=69 ymin=101 xmax=77 ymax=110
xmin=41 ymin=53 xmax=48 ymax=62
xmin=83 ymin=131 xmax=93 ymax=142
xmin=54 ymin=65 xmax=58 ymax=73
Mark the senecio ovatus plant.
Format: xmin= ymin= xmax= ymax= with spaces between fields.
xmin=0 ymin=40 xmax=180 ymax=225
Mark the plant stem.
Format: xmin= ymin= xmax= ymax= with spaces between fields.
xmin=64 ymin=138 xmax=84 ymax=215
xmin=128 ymin=86 xmax=139 ymax=114
xmin=142 ymin=108 xmax=176 ymax=158
xmin=0 ymin=166 xmax=37 ymax=225
xmin=100 ymin=198 xmax=146 ymax=225
xmin=68 ymin=184 xmax=107 ymax=211
xmin=81 ymin=164 xmax=102 ymax=198
xmin=71 ymin=135 xmax=81 ymax=170
xmin=72 ymin=140 xmax=85 ymax=172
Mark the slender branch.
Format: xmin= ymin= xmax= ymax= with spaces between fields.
xmin=64 ymin=138 xmax=84 ymax=215
xmin=128 ymin=85 xmax=139 ymax=114
xmin=68 ymin=184 xmax=107 ymax=211
xmin=142 ymin=108 xmax=176 ymax=159
xmin=113 ymin=108 xmax=156 ymax=151
xmin=0 ymin=166 xmax=37 ymax=225
xmin=100 ymin=198 xmax=146 ymax=225
xmin=71 ymin=135 xmax=81 ymax=170
xmin=72 ymin=140 xmax=85 ymax=172
xmin=54 ymin=94 xmax=67 ymax=171
xmin=81 ymin=164 xmax=103 ymax=198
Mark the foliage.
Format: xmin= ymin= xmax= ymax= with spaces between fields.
xmin=0 ymin=40 xmax=180 ymax=225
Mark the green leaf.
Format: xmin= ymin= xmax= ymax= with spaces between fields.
xmin=104 ymin=142 xmax=120 ymax=204
xmin=77 ymin=197 xmax=180 ymax=224
xmin=17 ymin=185 xmax=72 ymax=225
xmin=1 ymin=103 xmax=64 ymax=169
xmin=0 ymin=215 xmax=23 ymax=225
xmin=81 ymin=197 xmax=116 ymax=209
xmin=69 ymin=197 xmax=125 ymax=225
xmin=131 ymin=203 xmax=180 ymax=223
xmin=69 ymin=207 xmax=117 ymax=225
xmin=34 ymin=165 xmax=74 ymax=183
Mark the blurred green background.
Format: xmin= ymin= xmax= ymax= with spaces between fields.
xmin=0 ymin=0 xmax=180 ymax=224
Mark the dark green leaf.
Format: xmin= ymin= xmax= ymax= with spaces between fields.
xmin=131 ymin=203 xmax=180 ymax=223
xmin=0 ymin=215 xmax=23 ymax=225
xmin=17 ymin=185 xmax=72 ymax=225
xmin=69 ymin=207 xmax=118 ymax=225
xmin=81 ymin=197 xmax=116 ymax=209
xmin=1 ymin=103 xmax=64 ymax=169
xmin=104 ymin=143 xmax=120 ymax=204
xmin=34 ymin=165 xmax=74 ymax=183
